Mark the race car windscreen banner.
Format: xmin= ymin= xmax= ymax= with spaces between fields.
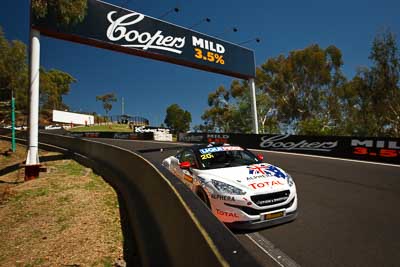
xmin=31 ymin=0 xmax=255 ymax=79
xmin=178 ymin=133 xmax=400 ymax=165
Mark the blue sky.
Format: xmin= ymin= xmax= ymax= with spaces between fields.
xmin=0 ymin=0 xmax=399 ymax=127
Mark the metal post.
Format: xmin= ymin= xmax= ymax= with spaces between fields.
xmin=25 ymin=29 xmax=41 ymax=180
xmin=11 ymin=91 xmax=16 ymax=152
xmin=122 ymin=97 xmax=125 ymax=115
xmin=249 ymin=78 xmax=259 ymax=134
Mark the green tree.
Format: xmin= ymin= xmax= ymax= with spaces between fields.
xmin=201 ymin=86 xmax=232 ymax=132
xmin=260 ymin=44 xmax=346 ymax=134
xmin=342 ymin=30 xmax=400 ymax=137
xmin=0 ymin=25 xmax=77 ymax=125
xmin=96 ymin=93 xmax=117 ymax=116
xmin=39 ymin=68 xmax=76 ymax=120
xmin=164 ymin=104 xmax=192 ymax=134
xmin=229 ymin=75 xmax=279 ymax=134
xmin=0 ymin=26 xmax=29 ymax=116
xmin=199 ymin=78 xmax=278 ymax=133
xmin=32 ymin=0 xmax=88 ymax=26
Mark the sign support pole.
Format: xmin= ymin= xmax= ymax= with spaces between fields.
xmin=11 ymin=91 xmax=16 ymax=152
xmin=249 ymin=78 xmax=259 ymax=134
xmin=25 ymin=29 xmax=41 ymax=181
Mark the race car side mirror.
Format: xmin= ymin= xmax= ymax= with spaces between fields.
xmin=256 ymin=154 xmax=264 ymax=161
xmin=179 ymin=161 xmax=192 ymax=169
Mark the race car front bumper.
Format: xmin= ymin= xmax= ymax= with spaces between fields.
xmin=225 ymin=210 xmax=298 ymax=230
xmin=209 ymin=189 xmax=298 ymax=230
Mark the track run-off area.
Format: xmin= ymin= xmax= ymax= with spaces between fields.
xmin=85 ymin=138 xmax=399 ymax=267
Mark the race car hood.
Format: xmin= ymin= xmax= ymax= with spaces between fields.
xmin=197 ymin=163 xmax=291 ymax=193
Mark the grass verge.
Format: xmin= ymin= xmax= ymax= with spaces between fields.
xmin=0 ymin=140 xmax=124 ymax=266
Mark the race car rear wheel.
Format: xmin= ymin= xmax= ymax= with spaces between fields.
xmin=197 ymin=188 xmax=211 ymax=209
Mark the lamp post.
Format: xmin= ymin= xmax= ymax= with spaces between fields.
xmin=11 ymin=90 xmax=16 ymax=152
xmin=159 ymin=7 xmax=180 ymax=19
xmin=239 ymin=37 xmax=261 ymax=45
xmin=216 ymin=27 xmax=238 ymax=38
xmin=189 ymin=17 xmax=211 ymax=29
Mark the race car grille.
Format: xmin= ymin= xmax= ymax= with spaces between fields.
xmin=226 ymin=197 xmax=295 ymax=216
xmin=250 ymin=190 xmax=290 ymax=207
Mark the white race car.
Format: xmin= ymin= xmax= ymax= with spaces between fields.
xmin=162 ymin=143 xmax=298 ymax=229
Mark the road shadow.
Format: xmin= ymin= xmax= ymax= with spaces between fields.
xmin=0 ymin=154 xmax=70 ymax=179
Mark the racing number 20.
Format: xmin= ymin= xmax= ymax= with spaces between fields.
xmin=201 ymin=153 xmax=214 ymax=160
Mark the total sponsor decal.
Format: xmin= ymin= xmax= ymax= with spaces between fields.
xmin=247 ymin=164 xmax=286 ymax=178
xmin=248 ymin=180 xmax=285 ymax=190
xmin=216 ymin=209 xmax=239 ymax=218
xmin=211 ymin=195 xmax=235 ymax=201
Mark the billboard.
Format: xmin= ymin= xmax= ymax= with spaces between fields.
xmin=31 ymin=0 xmax=255 ymax=79
xmin=178 ymin=133 xmax=400 ymax=165
xmin=52 ymin=110 xmax=94 ymax=125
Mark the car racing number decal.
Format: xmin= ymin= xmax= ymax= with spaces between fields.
xmin=200 ymin=153 xmax=214 ymax=160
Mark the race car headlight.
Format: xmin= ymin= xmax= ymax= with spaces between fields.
xmin=287 ymin=173 xmax=294 ymax=187
xmin=197 ymin=176 xmax=207 ymax=186
xmin=211 ymin=180 xmax=246 ymax=195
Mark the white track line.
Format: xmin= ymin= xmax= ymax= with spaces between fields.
xmin=246 ymin=232 xmax=301 ymax=267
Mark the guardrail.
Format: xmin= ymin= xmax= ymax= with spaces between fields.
xmin=0 ymin=130 xmax=260 ymax=267
xmin=179 ymin=132 xmax=400 ymax=165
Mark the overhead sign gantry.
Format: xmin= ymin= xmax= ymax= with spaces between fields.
xmin=32 ymin=0 xmax=255 ymax=79
xmin=26 ymin=0 xmax=259 ymax=178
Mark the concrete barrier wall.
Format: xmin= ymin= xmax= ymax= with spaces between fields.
xmin=0 ymin=130 xmax=260 ymax=267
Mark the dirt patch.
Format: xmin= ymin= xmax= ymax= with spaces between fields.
xmin=0 ymin=140 xmax=124 ymax=266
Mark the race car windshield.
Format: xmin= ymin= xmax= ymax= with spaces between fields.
xmin=197 ymin=147 xmax=260 ymax=169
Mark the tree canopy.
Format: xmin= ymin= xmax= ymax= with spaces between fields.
xmin=198 ymin=29 xmax=400 ymax=137
xmin=32 ymin=0 xmax=88 ymax=26
xmin=164 ymin=104 xmax=192 ymax=134
xmin=96 ymin=93 xmax=117 ymax=115
xmin=0 ymin=26 xmax=28 ymax=113
xmin=0 ymin=25 xmax=77 ymax=124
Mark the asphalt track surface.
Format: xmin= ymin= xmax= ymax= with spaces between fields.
xmin=92 ymin=138 xmax=400 ymax=267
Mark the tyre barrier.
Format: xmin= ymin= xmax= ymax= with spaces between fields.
xmin=0 ymin=130 xmax=261 ymax=267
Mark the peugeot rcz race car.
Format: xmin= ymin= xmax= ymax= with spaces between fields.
xmin=162 ymin=143 xmax=298 ymax=229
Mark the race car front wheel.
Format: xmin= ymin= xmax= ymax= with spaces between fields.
xmin=197 ymin=188 xmax=211 ymax=209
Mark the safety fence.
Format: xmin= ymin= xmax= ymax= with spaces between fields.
xmin=0 ymin=130 xmax=261 ymax=267
xmin=179 ymin=132 xmax=400 ymax=165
